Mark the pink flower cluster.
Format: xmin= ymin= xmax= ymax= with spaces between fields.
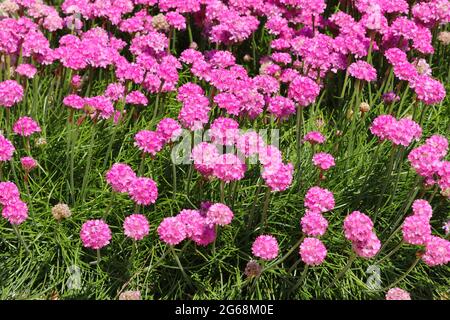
xmin=303 ymin=131 xmax=326 ymax=145
xmin=344 ymin=211 xmax=380 ymax=259
xmin=370 ymin=115 xmax=422 ymax=147
xmin=80 ymin=219 xmax=112 ymax=250
xmin=13 ymin=116 xmax=41 ymax=137
xmin=385 ymin=288 xmax=411 ymax=300
xmin=0 ymin=80 xmax=24 ymax=108
xmin=135 ymin=118 xmax=183 ymax=155
xmin=0 ymin=134 xmax=15 ymax=162
xmin=251 ymin=235 xmax=279 ymax=261
xmin=312 ymin=152 xmax=335 ymax=171
xmin=299 ymin=237 xmax=327 ymax=266
xmin=0 ymin=181 xmax=29 ymax=225
xmin=123 ymin=214 xmax=150 ymax=241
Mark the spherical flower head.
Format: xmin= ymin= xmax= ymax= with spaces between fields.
xmin=245 ymin=260 xmax=262 ymax=278
xmin=425 ymin=135 xmax=448 ymax=158
xmin=411 ymin=199 xmax=433 ymax=220
xmin=134 ymin=130 xmax=164 ymax=156
xmin=2 ymin=199 xmax=28 ymax=225
xmin=210 ymin=117 xmax=240 ymax=146
xmin=71 ymin=75 xmax=82 ymax=89
xmin=119 ymin=291 xmax=141 ymax=300
xmin=370 ymin=115 xmax=396 ymax=141
xmin=258 ymin=145 xmax=283 ymax=168
xmin=438 ymin=31 xmax=450 ymax=45
xmin=124 ymin=214 xmax=150 ymax=241
xmin=261 ymin=162 xmax=294 ymax=192
xmin=421 ymin=236 xmax=450 ymax=267
xmin=156 ymin=118 xmax=182 ymax=143
xmin=236 ymin=131 xmax=266 ymax=157
xmin=352 ymin=232 xmax=381 ymax=259
xmin=411 ymin=75 xmax=446 ymax=106
xmin=20 ymin=156 xmax=37 ymax=172
xmin=157 ymin=216 xmax=187 ymax=245
xmin=389 ymin=118 xmax=422 ymax=147
xmin=51 ymin=203 xmax=72 ymax=221
xmin=312 ymin=152 xmax=335 ymax=171
xmin=15 ymin=64 xmax=37 ymax=79
xmin=63 ymin=94 xmax=85 ymax=110
xmin=348 ymin=60 xmax=377 ymax=82
xmin=267 ymin=96 xmax=296 ymax=119
xmin=301 ymin=210 xmax=329 ymax=237
xmin=128 ymin=177 xmax=158 ymax=206
xmin=303 ymin=131 xmax=325 ymax=145
xmin=288 ymin=75 xmax=320 ymax=107
xmin=386 ymin=288 xmax=411 ymax=300
xmin=402 ymin=215 xmax=431 ymax=245
xmin=13 ymin=116 xmax=41 ymax=137
xmin=191 ymin=224 xmax=216 ymax=246
xmin=0 ymin=181 xmax=20 ymax=206
xmin=299 ymin=237 xmax=327 ymax=266
xmin=304 ymin=186 xmax=335 ymax=214
xmin=106 ymin=163 xmax=136 ymax=193
xmin=213 ymin=154 xmax=246 ymax=183
xmin=191 ymin=142 xmax=220 ymax=176
xmin=126 ymin=90 xmax=148 ymax=106
xmin=343 ymin=211 xmax=374 ymax=243
xmin=206 ymin=203 xmax=234 ymax=226
xmin=0 ymin=80 xmax=24 ymax=107
xmin=252 ymin=235 xmax=279 ymax=260
xmin=0 ymin=134 xmax=15 ymax=162
xmin=80 ymin=219 xmax=112 ymax=249
xmin=105 ymin=83 xmax=125 ymax=101
xmin=177 ymin=209 xmax=205 ymax=238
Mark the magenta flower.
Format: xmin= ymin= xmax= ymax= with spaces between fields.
xmin=299 ymin=237 xmax=327 ymax=266
xmin=191 ymin=142 xmax=220 ymax=177
xmin=252 ymin=235 xmax=279 ymax=261
xmin=288 ymin=75 xmax=320 ymax=107
xmin=303 ymin=131 xmax=326 ymax=145
xmin=210 ymin=117 xmax=240 ymax=146
xmin=80 ymin=219 xmax=112 ymax=249
xmin=123 ymin=214 xmax=150 ymax=241
xmin=261 ymin=162 xmax=294 ymax=192
xmin=0 ymin=80 xmax=23 ymax=107
xmin=16 ymin=64 xmax=37 ymax=79
xmin=157 ymin=216 xmax=187 ymax=245
xmin=301 ymin=210 xmax=328 ymax=237
xmin=128 ymin=177 xmax=158 ymax=206
xmin=206 ymin=203 xmax=234 ymax=226
xmin=421 ymin=236 xmax=450 ymax=267
xmin=0 ymin=134 xmax=15 ymax=162
xmin=411 ymin=199 xmax=433 ymax=221
xmin=312 ymin=152 xmax=335 ymax=171
xmin=134 ymin=130 xmax=164 ymax=156
xmin=213 ymin=154 xmax=246 ymax=182
xmin=304 ymin=186 xmax=335 ymax=214
xmin=0 ymin=182 xmax=20 ymax=206
xmin=106 ymin=163 xmax=136 ymax=193
xmin=156 ymin=118 xmax=182 ymax=143
xmin=402 ymin=215 xmax=431 ymax=245
xmin=20 ymin=156 xmax=37 ymax=172
xmin=352 ymin=232 xmax=381 ymax=259
xmin=13 ymin=116 xmax=41 ymax=137
xmin=386 ymin=288 xmax=411 ymax=300
xmin=348 ymin=60 xmax=377 ymax=82
xmin=343 ymin=211 xmax=374 ymax=243
xmin=2 ymin=199 xmax=28 ymax=225
xmin=126 ymin=90 xmax=148 ymax=106
xmin=63 ymin=94 xmax=85 ymax=110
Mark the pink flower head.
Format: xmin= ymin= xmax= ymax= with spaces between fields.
xmin=157 ymin=216 xmax=187 ymax=245
xmin=303 ymin=131 xmax=326 ymax=145
xmin=343 ymin=211 xmax=374 ymax=243
xmin=386 ymin=288 xmax=411 ymax=300
xmin=213 ymin=154 xmax=246 ymax=183
xmin=20 ymin=156 xmax=37 ymax=171
xmin=105 ymin=83 xmax=125 ymax=101
xmin=304 ymin=186 xmax=335 ymax=214
xmin=177 ymin=209 xmax=205 ymax=238
xmin=299 ymin=237 xmax=327 ymax=266
xmin=2 ymin=199 xmax=28 ymax=225
xmin=236 ymin=131 xmax=265 ymax=157
xmin=252 ymin=235 xmax=279 ymax=260
xmin=80 ymin=219 xmax=112 ymax=249
xmin=156 ymin=118 xmax=182 ymax=143
xmin=0 ymin=181 xmax=20 ymax=206
xmin=288 ymin=76 xmax=320 ymax=107
xmin=411 ymin=75 xmax=446 ymax=106
xmin=261 ymin=162 xmax=294 ymax=192
xmin=13 ymin=116 xmax=41 ymax=137
xmin=0 ymin=80 xmax=24 ymax=107
xmin=128 ymin=177 xmax=158 ymax=206
xmin=123 ymin=214 xmax=150 ymax=241
xmin=421 ymin=236 xmax=450 ymax=267
xmin=71 ymin=75 xmax=82 ymax=89
xmin=16 ymin=64 xmax=37 ymax=79
xmin=0 ymin=134 xmax=15 ymax=162
xmin=348 ymin=61 xmax=377 ymax=82
xmin=389 ymin=118 xmax=422 ymax=147
xmin=411 ymin=199 xmax=433 ymax=220
xmin=191 ymin=224 xmax=216 ymax=247
xmin=126 ymin=91 xmax=148 ymax=106
xmin=84 ymin=96 xmax=114 ymax=119
xmin=402 ymin=215 xmax=431 ymax=246
xmin=370 ymin=115 xmax=396 ymax=140
xmin=352 ymin=232 xmax=381 ymax=258
xmin=134 ymin=130 xmax=164 ymax=156
xmin=206 ymin=203 xmax=234 ymax=226
xmin=191 ymin=142 xmax=220 ymax=176
xmin=312 ymin=152 xmax=335 ymax=171
xmin=267 ymin=96 xmax=296 ymax=119
xmin=106 ymin=163 xmax=136 ymax=193
xmin=258 ymin=145 xmax=283 ymax=168
xmin=301 ymin=210 xmax=329 ymax=237
xmin=210 ymin=117 xmax=240 ymax=146
xmin=408 ymin=144 xmax=442 ymax=178
xmin=63 ymin=94 xmax=85 ymax=110
xmin=425 ymin=135 xmax=448 ymax=158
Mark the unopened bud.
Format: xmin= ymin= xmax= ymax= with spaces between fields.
xmin=359 ymin=102 xmax=370 ymax=113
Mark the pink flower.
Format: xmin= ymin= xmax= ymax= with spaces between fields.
xmin=123 ymin=214 xmax=150 ymax=241
xmin=191 ymin=225 xmax=216 ymax=247
xmin=343 ymin=211 xmax=374 ymax=243
xmin=166 ymin=11 xmax=186 ymax=30
xmin=352 ymin=232 xmax=381 ymax=258
xmin=421 ymin=236 xmax=450 ymax=267
xmin=299 ymin=237 xmax=327 ymax=266
xmin=267 ymin=96 xmax=296 ymax=119
xmin=303 ymin=131 xmax=325 ymax=145
xmin=304 ymin=186 xmax=335 ymax=214
xmin=177 ymin=209 xmax=205 ymax=238
xmin=411 ymin=75 xmax=446 ymax=106
xmin=106 ymin=163 xmax=136 ymax=193
xmin=425 ymin=135 xmax=448 ymax=158
xmin=20 ymin=156 xmax=37 ymax=171
xmin=0 ymin=134 xmax=15 ymax=162
xmin=402 ymin=215 xmax=431 ymax=245
xmin=126 ymin=90 xmax=148 ymax=106
xmin=210 ymin=117 xmax=240 ymax=146
xmin=128 ymin=177 xmax=158 ymax=206
xmin=80 ymin=219 xmax=112 ymax=249
xmin=63 ymin=94 xmax=85 ymax=110
xmin=288 ymin=75 xmax=320 ymax=107
xmin=105 ymin=83 xmax=125 ymax=101
xmin=261 ymin=162 xmax=294 ymax=192
xmin=0 ymin=80 xmax=24 ymax=107
xmin=134 ymin=130 xmax=164 ymax=156
xmin=236 ymin=131 xmax=265 ymax=157
xmin=191 ymin=142 xmax=220 ymax=176
xmin=156 ymin=118 xmax=182 ymax=143
xmin=13 ymin=116 xmax=41 ymax=137
xmin=301 ymin=210 xmax=328 ymax=237
xmin=252 ymin=235 xmax=279 ymax=260
xmin=386 ymin=288 xmax=411 ymax=300
xmin=312 ymin=152 xmax=335 ymax=171
xmin=348 ymin=60 xmax=377 ymax=82
xmin=258 ymin=145 xmax=283 ymax=168
xmin=2 ymin=199 xmax=28 ymax=225
xmin=0 ymin=181 xmax=20 ymax=206
xmin=370 ymin=115 xmax=396 ymax=140
xmin=206 ymin=203 xmax=234 ymax=226
xmin=84 ymin=96 xmax=114 ymax=119
xmin=16 ymin=64 xmax=37 ymax=79
xmin=411 ymin=199 xmax=433 ymax=220
xmin=213 ymin=154 xmax=247 ymax=183
xmin=157 ymin=216 xmax=187 ymax=245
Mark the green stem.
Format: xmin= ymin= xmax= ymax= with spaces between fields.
xmin=324 ymin=253 xmax=357 ymax=291
xmin=12 ymin=225 xmax=31 ymax=255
